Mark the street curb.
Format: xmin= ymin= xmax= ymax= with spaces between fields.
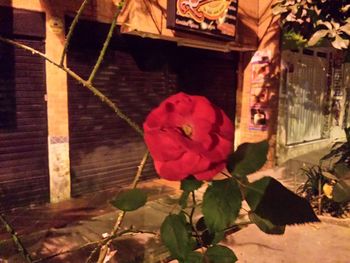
xmin=319 ymin=215 xmax=350 ymax=228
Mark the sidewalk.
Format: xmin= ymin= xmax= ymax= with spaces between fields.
xmin=1 ymin=169 xmax=350 ymax=262
xmin=0 ymin=179 xmax=181 ymax=262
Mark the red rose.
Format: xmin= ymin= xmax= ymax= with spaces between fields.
xmin=143 ymin=92 xmax=234 ymax=181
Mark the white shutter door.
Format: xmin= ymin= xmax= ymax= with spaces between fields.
xmin=285 ymin=50 xmax=327 ymax=145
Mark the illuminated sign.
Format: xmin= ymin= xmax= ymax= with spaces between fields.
xmin=167 ymin=0 xmax=238 ymax=39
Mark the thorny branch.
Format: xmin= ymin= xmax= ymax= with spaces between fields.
xmin=0 ymin=2 xmax=150 ymax=262
xmin=87 ymin=151 xmax=150 ymax=263
xmin=60 ymin=0 xmax=91 ymax=65
xmin=32 ymin=228 xmax=156 ymax=263
xmin=88 ymin=7 xmax=121 ymax=83
xmin=0 ymin=36 xmax=143 ymax=137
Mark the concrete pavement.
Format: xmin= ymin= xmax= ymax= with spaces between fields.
xmin=0 ymin=166 xmax=349 ymax=262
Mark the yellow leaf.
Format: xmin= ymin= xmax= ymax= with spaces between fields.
xmin=323 ymin=183 xmax=333 ymax=199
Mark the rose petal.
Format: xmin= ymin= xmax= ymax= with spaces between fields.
xmin=154 ymin=152 xmax=211 ymax=180
xmin=217 ymin=109 xmax=234 ymax=140
xmin=194 ymin=162 xmax=226 ymax=181
xmin=143 ymin=92 xmax=234 ymax=181
xmin=154 ymin=160 xmax=189 ymax=181
xmin=143 ymin=106 xmax=169 ymax=131
xmin=202 ymin=134 xmax=233 ymax=162
xmin=167 ymin=92 xmax=194 ymax=117
xmin=191 ymin=118 xmax=214 ymax=150
xmin=144 ymin=129 xmax=185 ymax=161
xmin=191 ymin=96 xmax=217 ymax=123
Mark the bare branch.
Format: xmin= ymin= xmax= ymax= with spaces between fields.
xmin=60 ymin=0 xmax=91 ymax=66
xmin=0 ymin=36 xmax=143 ymax=136
xmin=33 ymin=228 xmax=156 ymax=263
xmin=88 ymin=151 xmax=149 ymax=263
xmin=0 ymin=213 xmax=33 ymax=263
xmin=87 ymin=7 xmax=120 ymax=83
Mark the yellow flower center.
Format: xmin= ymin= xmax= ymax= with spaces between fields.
xmin=181 ymin=124 xmax=193 ymax=137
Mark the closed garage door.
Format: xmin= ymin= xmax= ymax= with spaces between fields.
xmin=0 ymin=8 xmax=48 ymax=210
xmin=67 ymin=20 xmax=237 ymax=196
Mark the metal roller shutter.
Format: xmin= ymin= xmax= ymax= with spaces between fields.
xmin=67 ymin=20 xmax=237 ymax=196
xmin=0 ymin=39 xmax=48 ymax=210
xmin=68 ymin=44 xmax=176 ymax=196
xmin=176 ymin=48 xmax=237 ymax=120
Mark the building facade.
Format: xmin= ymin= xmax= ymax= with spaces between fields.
xmin=5 ymin=0 xmax=348 ymax=210
xmin=277 ymin=47 xmax=349 ymax=164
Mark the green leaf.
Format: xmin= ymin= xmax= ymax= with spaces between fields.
xmin=272 ymin=4 xmax=288 ymax=15
xmin=201 ymin=230 xmax=215 ymax=246
xmin=181 ymin=177 xmax=203 ymax=192
xmin=179 ymin=191 xmax=190 ymax=208
xmin=321 ymin=171 xmax=338 ymax=181
xmin=332 ymin=34 xmax=349 ymax=49
xmin=205 ymin=245 xmax=237 ymax=263
xmin=249 ymin=213 xmax=285 ymax=235
xmin=212 ymin=231 xmax=225 ymax=245
xmin=307 ymin=29 xmax=329 ymax=46
xmin=227 ymin=141 xmax=269 ymax=177
xmin=110 ymin=189 xmax=147 ymax=211
xmin=333 ymin=180 xmax=350 ymax=202
xmin=186 ymin=251 xmax=203 ymax=263
xmin=160 ymin=214 xmax=194 ymax=261
xmin=179 ymin=177 xmax=203 ymax=208
xmin=334 ymin=163 xmax=350 ymax=179
xmin=340 ymin=23 xmax=350 ymax=36
xmin=202 ymin=179 xmax=242 ymax=233
xmin=245 ymin=176 xmax=319 ymax=225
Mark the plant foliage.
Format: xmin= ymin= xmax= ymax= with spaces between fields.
xmin=297 ymin=165 xmax=350 ymax=217
xmin=202 ymin=179 xmax=242 ymax=233
xmin=273 ymin=0 xmax=350 ymax=49
xmin=227 ymin=141 xmax=269 ymax=178
xmin=110 ymin=189 xmax=147 ymax=211
xmin=160 ymin=214 xmax=196 ymax=262
xmin=245 ymin=176 xmax=320 ymax=225
xmin=321 ymin=127 xmax=350 ymax=168
xmin=159 ymin=140 xmax=319 ymax=262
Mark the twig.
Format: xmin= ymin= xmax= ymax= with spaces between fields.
xmin=225 ymin=220 xmax=253 ymax=230
xmin=130 ymin=151 xmax=149 ymax=189
xmin=1 ymin=6 xmax=147 ymax=262
xmin=87 ymin=7 xmax=120 ymax=83
xmin=118 ymin=228 xmax=157 ymax=237
xmin=0 ymin=36 xmax=143 ymax=136
xmin=87 ymin=151 xmax=150 ymax=263
xmin=111 ymin=151 xmax=149 ymax=234
xmin=60 ymin=0 xmax=91 ymax=65
xmin=189 ymin=191 xmax=197 ymax=224
xmin=318 ymin=179 xmax=322 ymax=215
xmin=189 ymin=191 xmax=207 ymax=258
xmin=220 ymin=171 xmax=232 ymax=178
xmin=33 ymin=228 xmax=156 ymax=263
xmin=0 ymin=213 xmax=33 ymax=263
xmin=33 ymin=239 xmax=99 ymax=263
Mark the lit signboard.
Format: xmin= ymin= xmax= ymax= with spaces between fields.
xmin=167 ymin=0 xmax=238 ymax=40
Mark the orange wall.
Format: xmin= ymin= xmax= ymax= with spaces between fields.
xmin=0 ymin=0 xmax=118 ymax=136
xmin=0 ymin=0 xmax=281 ymax=198
xmin=0 ymin=0 xmax=119 ymax=202
xmin=235 ymin=0 xmax=281 ymax=167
